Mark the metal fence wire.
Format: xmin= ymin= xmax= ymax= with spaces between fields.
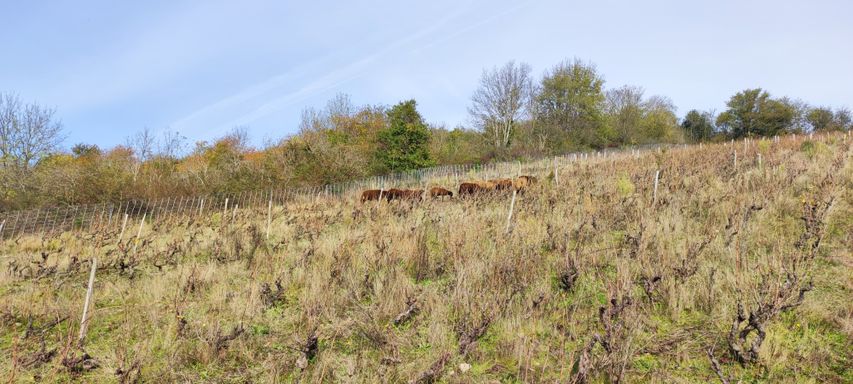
xmin=0 ymin=143 xmax=671 ymax=239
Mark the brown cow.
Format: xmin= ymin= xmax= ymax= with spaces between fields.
xmin=386 ymin=188 xmax=423 ymax=201
xmin=402 ymin=189 xmax=424 ymax=201
xmin=490 ymin=178 xmax=514 ymax=191
xmin=458 ymin=181 xmax=496 ymax=196
xmin=514 ymin=175 xmax=538 ymax=192
xmin=384 ymin=188 xmax=403 ymax=201
xmin=360 ymin=189 xmax=383 ymax=203
xmin=429 ymin=187 xmax=453 ymax=198
xmin=458 ymin=182 xmax=479 ymax=196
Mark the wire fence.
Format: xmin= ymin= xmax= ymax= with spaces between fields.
xmin=0 ymin=143 xmax=672 ymax=239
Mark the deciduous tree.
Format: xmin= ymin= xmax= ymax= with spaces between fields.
xmin=807 ymin=106 xmax=851 ymax=132
xmin=605 ymin=86 xmax=645 ymax=144
xmin=716 ymin=88 xmax=794 ymax=138
xmin=0 ymin=92 xmax=64 ymax=170
xmin=532 ymin=58 xmax=606 ymax=149
xmin=681 ymin=110 xmax=716 ymax=142
xmin=468 ymin=61 xmax=533 ymax=150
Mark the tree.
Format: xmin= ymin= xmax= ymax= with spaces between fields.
xmin=834 ymin=108 xmax=852 ymax=131
xmin=429 ymin=125 xmax=488 ymax=165
xmin=126 ymin=127 xmax=156 ymax=162
xmin=779 ymin=97 xmax=810 ymax=133
xmin=292 ymin=93 xmax=387 ymax=181
xmin=681 ymin=109 xmax=716 ymax=142
xmin=639 ymin=95 xmax=681 ymax=142
xmin=532 ymin=58 xmax=606 ymax=149
xmin=0 ymin=92 xmax=64 ymax=170
xmin=604 ymin=85 xmax=645 ymax=144
xmin=375 ymin=100 xmax=433 ymax=172
xmin=604 ymin=87 xmax=682 ymax=144
xmin=807 ymin=106 xmax=851 ymax=132
xmin=71 ymin=143 xmax=101 ymax=158
xmin=806 ymin=107 xmax=834 ymax=132
xmin=157 ymin=130 xmax=188 ymax=159
xmin=468 ymin=61 xmax=533 ymax=150
xmin=204 ymin=127 xmax=250 ymax=171
xmin=716 ymin=88 xmax=794 ymax=138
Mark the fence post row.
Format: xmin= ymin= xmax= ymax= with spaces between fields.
xmin=1 ymin=134 xmax=839 ymax=237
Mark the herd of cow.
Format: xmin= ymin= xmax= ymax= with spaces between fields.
xmin=360 ymin=175 xmax=538 ymax=202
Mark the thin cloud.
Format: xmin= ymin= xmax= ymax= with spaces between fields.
xmin=414 ymin=0 xmax=534 ymax=54
xmin=170 ymin=0 xmax=524 ymax=138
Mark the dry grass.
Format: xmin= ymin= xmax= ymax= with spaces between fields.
xmin=1 ymin=134 xmax=851 ymax=383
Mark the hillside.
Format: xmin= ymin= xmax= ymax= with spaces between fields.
xmin=1 ymin=134 xmax=851 ymax=382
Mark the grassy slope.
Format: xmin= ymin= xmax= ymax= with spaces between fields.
xmin=1 ymin=134 xmax=851 ymax=383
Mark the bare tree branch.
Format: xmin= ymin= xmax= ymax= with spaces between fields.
xmin=468 ymin=61 xmax=532 ymax=149
xmin=0 ymin=92 xmax=64 ymax=170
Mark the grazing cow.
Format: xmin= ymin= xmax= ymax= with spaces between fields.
xmin=384 ymin=188 xmax=404 ymax=201
xmin=361 ymin=189 xmax=383 ymax=203
xmin=477 ymin=180 xmax=497 ymax=191
xmin=490 ymin=178 xmax=514 ymax=191
xmin=403 ymin=189 xmax=424 ymax=201
xmin=458 ymin=181 xmax=496 ymax=196
xmin=514 ymin=175 xmax=538 ymax=192
xmin=458 ymin=182 xmax=479 ymax=196
xmin=429 ymin=187 xmax=453 ymax=198
xmin=386 ymin=188 xmax=423 ymax=201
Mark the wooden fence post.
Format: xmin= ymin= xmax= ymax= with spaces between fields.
xmin=164 ymin=197 xmax=172 ymax=221
xmin=223 ymin=198 xmax=229 ymax=222
xmin=118 ymin=214 xmax=129 ymax=242
xmin=136 ymin=212 xmax=148 ymax=241
xmin=78 ymin=257 xmax=97 ymax=346
xmin=131 ymin=214 xmax=146 ymax=254
xmin=31 ymin=209 xmax=40 ymax=234
xmin=13 ymin=211 xmax=21 ymax=238
xmin=377 ymin=188 xmax=385 ymax=208
xmin=39 ymin=208 xmax=49 ymax=235
xmin=505 ymin=190 xmax=518 ymax=234
xmin=174 ymin=196 xmax=183 ymax=220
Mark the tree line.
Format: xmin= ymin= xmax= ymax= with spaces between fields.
xmin=1 ymin=58 xmax=850 ymax=210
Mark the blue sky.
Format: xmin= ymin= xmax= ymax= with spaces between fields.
xmin=2 ymin=0 xmax=851 ymax=149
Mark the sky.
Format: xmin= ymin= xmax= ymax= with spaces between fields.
xmin=1 ymin=0 xmax=851 ymax=150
